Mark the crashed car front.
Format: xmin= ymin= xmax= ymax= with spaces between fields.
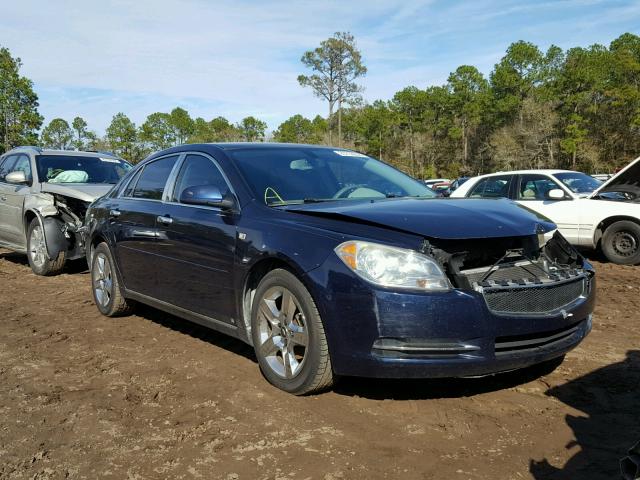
xmin=20 ymin=152 xmax=131 ymax=274
xmin=281 ymin=199 xmax=596 ymax=379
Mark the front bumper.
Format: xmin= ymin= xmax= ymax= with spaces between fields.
xmin=305 ymin=256 xmax=596 ymax=379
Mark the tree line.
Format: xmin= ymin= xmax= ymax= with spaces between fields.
xmin=1 ymin=31 xmax=639 ymax=177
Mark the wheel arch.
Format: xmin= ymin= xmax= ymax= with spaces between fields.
xmin=594 ymin=215 xmax=640 ymax=247
xmin=240 ymin=256 xmax=309 ymax=346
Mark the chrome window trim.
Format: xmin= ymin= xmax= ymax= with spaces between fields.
xmin=118 ymin=153 xmax=182 ymax=201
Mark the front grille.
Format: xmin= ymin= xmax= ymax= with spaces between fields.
xmin=482 ymin=277 xmax=586 ymax=315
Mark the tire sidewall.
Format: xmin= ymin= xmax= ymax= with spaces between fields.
xmin=602 ymin=221 xmax=640 ymax=265
xmin=26 ymin=219 xmax=52 ymax=275
xmin=250 ymin=269 xmax=325 ymax=394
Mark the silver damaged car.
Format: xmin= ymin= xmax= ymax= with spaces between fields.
xmin=0 ymin=146 xmax=131 ymax=275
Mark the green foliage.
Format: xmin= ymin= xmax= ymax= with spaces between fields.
xmin=106 ymin=113 xmax=143 ymax=163
xmin=41 ymin=118 xmax=73 ymax=149
xmin=0 ymin=46 xmax=43 ymax=153
xmin=298 ymin=32 xmax=366 ymax=145
xmin=273 ymin=114 xmax=324 ymax=144
xmin=237 ymin=116 xmax=267 ymax=142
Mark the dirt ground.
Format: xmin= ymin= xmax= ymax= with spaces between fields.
xmin=0 ymin=249 xmax=638 ymax=480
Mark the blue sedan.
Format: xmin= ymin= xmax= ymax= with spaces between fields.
xmin=84 ymin=144 xmax=595 ymax=394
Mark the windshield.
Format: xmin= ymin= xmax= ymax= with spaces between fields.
xmin=36 ymin=155 xmax=132 ymax=184
xmin=553 ymin=172 xmax=602 ymax=194
xmin=230 ymin=147 xmax=436 ymax=205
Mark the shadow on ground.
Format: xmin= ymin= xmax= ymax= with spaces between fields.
xmin=530 ymin=350 xmax=640 ymax=479
xmin=0 ymin=251 xmax=88 ymax=274
xmin=333 ymin=356 xmax=564 ymax=400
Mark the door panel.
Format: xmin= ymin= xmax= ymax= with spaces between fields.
xmin=153 ymin=153 xmax=238 ymax=322
xmin=111 ymin=198 xmax=162 ymax=297
xmin=111 ymin=155 xmax=179 ymax=296
xmin=155 ymin=204 xmax=237 ymax=322
xmin=0 ymin=154 xmax=31 ymax=247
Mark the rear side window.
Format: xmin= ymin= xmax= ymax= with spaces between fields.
xmin=131 ymin=156 xmax=178 ymax=200
xmin=171 ymin=154 xmax=229 ymax=202
xmin=468 ymin=175 xmax=512 ymax=198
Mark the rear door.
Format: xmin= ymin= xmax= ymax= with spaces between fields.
xmin=111 ymin=155 xmax=179 ymax=297
xmin=0 ymin=154 xmax=32 ymax=247
xmin=514 ymin=174 xmax=581 ymax=243
xmin=466 ymin=174 xmax=514 ymax=199
xmin=153 ymin=153 xmax=238 ymax=323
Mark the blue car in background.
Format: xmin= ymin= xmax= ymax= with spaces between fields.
xmin=84 ymin=144 xmax=595 ymax=394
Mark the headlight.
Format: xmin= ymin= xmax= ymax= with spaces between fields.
xmin=334 ymin=240 xmax=450 ymax=291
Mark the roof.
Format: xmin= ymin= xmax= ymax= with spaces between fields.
xmin=473 ymin=169 xmax=576 ymax=177
xmin=4 ymin=146 xmax=120 ymax=158
xmin=197 ymin=142 xmax=341 ymax=151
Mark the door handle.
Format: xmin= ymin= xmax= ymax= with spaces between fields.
xmin=109 ymin=209 xmax=121 ymax=217
xmin=157 ymin=215 xmax=173 ymax=225
xmin=0 ymin=195 xmax=6 ymax=201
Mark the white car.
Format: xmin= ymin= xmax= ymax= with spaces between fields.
xmin=451 ymin=159 xmax=640 ymax=264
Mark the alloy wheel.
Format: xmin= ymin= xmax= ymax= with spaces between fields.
xmin=93 ymin=253 xmax=113 ymax=307
xmin=256 ymin=286 xmax=309 ymax=379
xmin=29 ymin=225 xmax=47 ymax=268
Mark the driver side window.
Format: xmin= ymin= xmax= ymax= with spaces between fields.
xmin=171 ymin=154 xmax=230 ymax=203
xmin=0 ymin=154 xmax=31 ymax=184
xmin=517 ymin=174 xmax=561 ymax=201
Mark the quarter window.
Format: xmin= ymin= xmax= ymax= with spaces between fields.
xmin=517 ymin=174 xmax=561 ymax=200
xmin=172 ymin=154 xmax=229 ymax=203
xmin=131 ymin=156 xmax=178 ymax=200
xmin=468 ymin=175 xmax=512 ymax=198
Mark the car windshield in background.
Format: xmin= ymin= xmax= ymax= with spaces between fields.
xmin=553 ymin=172 xmax=602 ymax=194
xmin=230 ymin=147 xmax=436 ymax=205
xmin=36 ymin=155 xmax=132 ymax=184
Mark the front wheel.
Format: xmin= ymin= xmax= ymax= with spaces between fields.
xmin=26 ymin=218 xmax=66 ymax=276
xmin=601 ymin=221 xmax=640 ymax=265
xmin=251 ymin=269 xmax=334 ymax=395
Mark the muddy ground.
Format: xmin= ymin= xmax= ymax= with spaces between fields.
xmin=0 ymin=249 xmax=638 ymax=480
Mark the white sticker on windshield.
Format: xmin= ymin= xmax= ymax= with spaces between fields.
xmin=334 ymin=150 xmax=368 ymax=158
xmin=100 ymin=157 xmax=120 ymax=163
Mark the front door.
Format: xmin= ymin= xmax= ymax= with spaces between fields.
xmin=0 ymin=154 xmax=32 ymax=248
xmin=514 ymin=174 xmax=581 ymax=244
xmin=153 ymin=153 xmax=237 ymax=323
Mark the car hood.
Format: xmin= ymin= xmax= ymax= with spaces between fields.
xmin=282 ymin=197 xmax=556 ymax=240
xmin=589 ymin=155 xmax=640 ymax=199
xmin=41 ymin=183 xmax=114 ymax=202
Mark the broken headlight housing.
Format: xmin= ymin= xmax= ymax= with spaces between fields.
xmin=335 ymin=240 xmax=450 ymax=291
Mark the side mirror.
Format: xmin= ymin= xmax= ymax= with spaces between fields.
xmin=546 ymin=188 xmax=566 ymax=200
xmin=180 ymin=185 xmax=235 ymax=210
xmin=5 ymin=171 xmax=28 ymax=184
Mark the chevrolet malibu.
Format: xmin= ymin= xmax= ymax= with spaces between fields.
xmin=84 ymin=144 xmax=595 ymax=394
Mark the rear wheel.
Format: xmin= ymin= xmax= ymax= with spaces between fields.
xmin=26 ymin=218 xmax=66 ymax=276
xmin=602 ymin=221 xmax=640 ymax=265
xmin=251 ymin=269 xmax=334 ymax=395
xmin=91 ymin=242 xmax=131 ymax=316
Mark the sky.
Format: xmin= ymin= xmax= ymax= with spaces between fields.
xmin=2 ymin=0 xmax=640 ymax=135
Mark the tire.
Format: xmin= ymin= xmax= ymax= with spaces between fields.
xmin=26 ymin=218 xmax=66 ymax=276
xmin=251 ymin=269 xmax=334 ymax=395
xmin=601 ymin=221 xmax=640 ymax=265
xmin=90 ymin=242 xmax=132 ymax=317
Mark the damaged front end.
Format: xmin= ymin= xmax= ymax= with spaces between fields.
xmin=25 ymin=193 xmax=92 ymax=262
xmin=429 ymin=231 xmax=594 ymax=316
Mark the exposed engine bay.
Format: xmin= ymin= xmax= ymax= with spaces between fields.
xmin=428 ymin=232 xmax=592 ymax=315
xmin=25 ymin=192 xmax=91 ymax=261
